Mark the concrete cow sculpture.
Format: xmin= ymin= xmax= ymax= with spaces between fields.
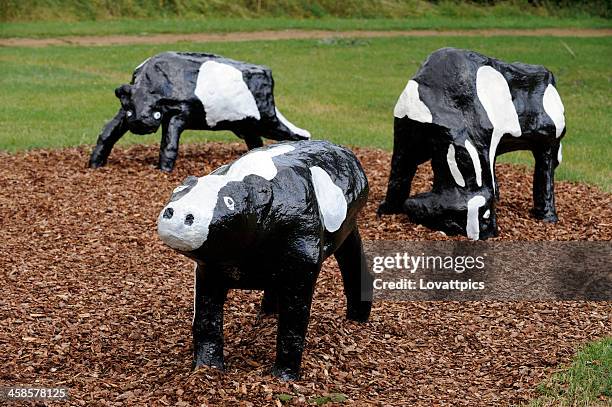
xmin=157 ymin=140 xmax=372 ymax=380
xmin=89 ymin=51 xmax=310 ymax=172
xmin=378 ymin=48 xmax=566 ymax=240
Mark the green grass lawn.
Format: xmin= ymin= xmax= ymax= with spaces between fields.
xmin=1 ymin=16 xmax=611 ymax=38
xmin=529 ymin=337 xmax=611 ymax=406
xmin=0 ymin=36 xmax=610 ymax=191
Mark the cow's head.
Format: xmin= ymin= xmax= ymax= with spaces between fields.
xmin=115 ymin=84 xmax=163 ymax=135
xmin=157 ymin=174 xmax=272 ymax=259
xmin=158 ymin=144 xmax=296 ymax=259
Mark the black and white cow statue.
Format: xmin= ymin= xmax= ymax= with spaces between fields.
xmin=88 ymin=51 xmax=310 ymax=172
xmin=157 ymin=140 xmax=372 ymax=380
xmin=378 ymin=48 xmax=566 ymax=240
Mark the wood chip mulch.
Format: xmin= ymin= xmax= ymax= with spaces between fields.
xmin=0 ymin=142 xmax=610 ymax=406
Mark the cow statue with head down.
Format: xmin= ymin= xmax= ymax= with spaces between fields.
xmin=88 ymin=51 xmax=310 ymax=172
xmin=157 ymin=140 xmax=373 ymax=380
xmin=378 ymin=47 xmax=566 ymax=240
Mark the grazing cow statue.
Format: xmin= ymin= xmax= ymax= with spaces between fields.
xmin=88 ymin=51 xmax=310 ymax=172
xmin=157 ymin=140 xmax=372 ymax=380
xmin=378 ymin=48 xmax=566 ymax=240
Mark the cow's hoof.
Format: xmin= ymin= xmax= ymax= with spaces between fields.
xmin=347 ymin=303 xmax=371 ymax=323
xmin=271 ymin=365 xmax=300 ymax=381
xmin=377 ymin=200 xmax=403 ymax=216
xmin=88 ymin=159 xmax=106 ymax=169
xmin=192 ymin=346 xmax=224 ymax=371
xmin=192 ymin=357 xmax=224 ymax=371
xmin=531 ymin=208 xmax=558 ymax=223
xmin=158 ymin=165 xmax=174 ymax=173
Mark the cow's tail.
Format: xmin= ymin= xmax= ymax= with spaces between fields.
xmin=271 ymin=107 xmax=311 ymax=140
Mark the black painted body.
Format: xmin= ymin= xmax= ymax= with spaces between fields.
xmin=89 ymin=51 xmax=309 ymax=171
xmin=379 ymin=48 xmax=566 ymax=239
xmin=157 ymin=140 xmax=372 ymax=380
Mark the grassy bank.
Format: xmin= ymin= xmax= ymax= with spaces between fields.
xmin=529 ymin=337 xmax=611 ymax=406
xmin=2 ymin=0 xmax=610 ymax=22
xmin=0 ymin=36 xmax=610 ymax=190
xmin=1 ymin=16 xmax=610 ymax=39
xmin=1 ymin=0 xmax=610 ymax=39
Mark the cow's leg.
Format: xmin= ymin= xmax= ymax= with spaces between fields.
xmin=232 ymin=129 xmax=263 ymax=151
xmin=272 ymin=265 xmax=318 ymax=381
xmin=88 ymin=108 xmax=128 ymax=168
xmin=378 ymin=118 xmax=430 ymax=215
xmin=531 ymin=143 xmax=559 ymax=222
xmin=245 ymin=134 xmax=264 ymax=150
xmin=159 ymin=115 xmax=187 ymax=172
xmin=334 ymin=227 xmax=372 ymax=322
xmin=192 ymin=263 xmax=227 ymax=370
xmin=260 ymin=289 xmax=278 ymax=315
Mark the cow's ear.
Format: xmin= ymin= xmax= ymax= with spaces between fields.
xmin=115 ymin=84 xmax=132 ymax=105
xmin=248 ymin=179 xmax=273 ymax=217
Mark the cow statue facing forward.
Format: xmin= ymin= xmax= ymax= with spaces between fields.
xmin=378 ymin=48 xmax=566 ymax=240
xmin=157 ymin=140 xmax=372 ymax=380
xmin=89 ymin=52 xmax=310 ymax=172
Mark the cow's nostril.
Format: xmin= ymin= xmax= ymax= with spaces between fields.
xmin=163 ymin=207 xmax=174 ymax=219
xmin=184 ymin=214 xmax=194 ymax=226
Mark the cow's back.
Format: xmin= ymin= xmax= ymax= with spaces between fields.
xmin=271 ymin=141 xmax=368 ymax=208
xmin=131 ymin=52 xmax=276 ymax=118
xmin=412 ymin=48 xmax=556 ymax=134
xmin=266 ymin=141 xmax=368 ymax=258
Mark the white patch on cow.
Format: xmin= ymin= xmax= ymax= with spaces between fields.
xmin=194 ymin=61 xmax=261 ymax=127
xmin=157 ymin=145 xmax=294 ymax=251
xmin=476 ymin=66 xmax=522 ymax=195
xmin=309 ymin=166 xmax=348 ymax=233
xmin=192 ymin=262 xmax=197 ymax=326
xmin=483 ymin=209 xmax=490 ymax=219
xmin=464 ymin=139 xmax=482 ymax=187
xmin=135 ymin=57 xmax=150 ymax=71
xmin=466 ymin=195 xmax=486 ymax=241
xmin=446 ymin=144 xmax=465 ymax=187
xmin=543 ymin=84 xmax=565 ymax=138
xmin=275 ymin=108 xmax=311 ymax=139
xmin=393 ymin=80 xmax=433 ymax=123
xmin=557 ymin=143 xmax=563 ymax=164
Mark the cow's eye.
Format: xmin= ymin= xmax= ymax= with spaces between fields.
xmin=153 ymin=111 xmax=161 ymax=120
xmin=126 ymin=110 xmax=133 ymax=117
xmin=223 ymin=197 xmax=235 ymax=210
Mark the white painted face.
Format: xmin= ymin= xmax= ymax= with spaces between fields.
xmin=194 ymin=60 xmax=261 ymax=127
xmin=466 ymin=195 xmax=487 ymax=240
xmin=157 ymin=175 xmax=228 ymax=251
xmin=157 ymin=144 xmax=295 ymax=252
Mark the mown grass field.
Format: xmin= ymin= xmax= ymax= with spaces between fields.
xmin=0 ymin=35 xmax=610 ymax=190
